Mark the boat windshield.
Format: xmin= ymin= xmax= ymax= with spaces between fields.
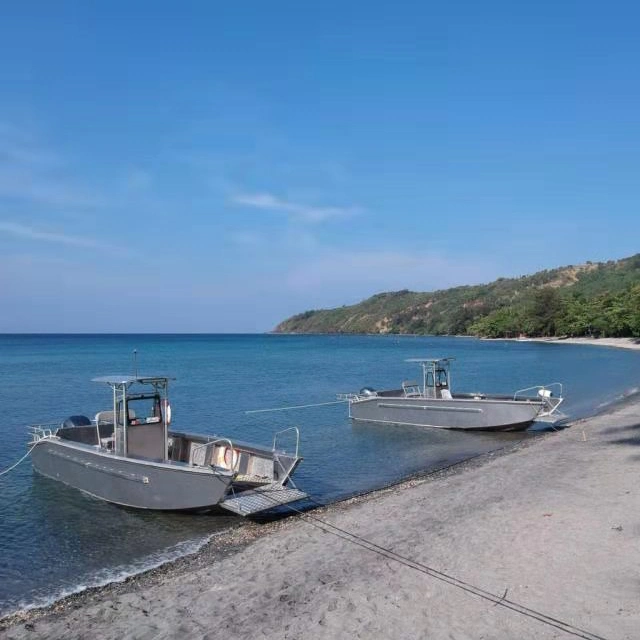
xmin=117 ymin=393 xmax=163 ymax=426
xmin=425 ymin=368 xmax=449 ymax=387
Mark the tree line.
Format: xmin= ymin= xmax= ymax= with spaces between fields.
xmin=469 ymin=284 xmax=640 ymax=338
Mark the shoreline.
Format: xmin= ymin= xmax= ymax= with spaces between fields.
xmin=0 ymin=435 xmax=538 ymax=628
xmin=272 ymin=331 xmax=640 ymax=352
xmin=3 ymin=392 xmax=640 ymax=638
xmin=520 ymin=336 xmax=640 ymax=351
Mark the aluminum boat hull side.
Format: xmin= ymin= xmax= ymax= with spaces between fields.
xmin=31 ymin=439 xmax=233 ymax=510
xmin=349 ymin=396 xmax=543 ymax=431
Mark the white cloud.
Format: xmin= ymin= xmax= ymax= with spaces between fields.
xmin=230 ymin=192 xmax=360 ymax=223
xmin=0 ymin=221 xmax=101 ymax=248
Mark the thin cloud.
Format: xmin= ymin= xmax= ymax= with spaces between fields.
xmin=231 ymin=192 xmax=360 ymax=223
xmin=0 ymin=221 xmax=101 ymax=248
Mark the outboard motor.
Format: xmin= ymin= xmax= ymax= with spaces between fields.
xmin=359 ymin=387 xmax=377 ymax=397
xmin=62 ymin=415 xmax=92 ymax=429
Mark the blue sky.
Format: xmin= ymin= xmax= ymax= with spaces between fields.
xmin=1 ymin=1 xmax=639 ymax=332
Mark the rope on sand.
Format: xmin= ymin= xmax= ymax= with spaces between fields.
xmin=257 ymin=491 xmax=609 ymax=640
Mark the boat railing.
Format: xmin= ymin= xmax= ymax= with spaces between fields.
xmin=514 ymin=383 xmax=565 ymax=416
xmin=336 ymin=392 xmax=360 ymax=401
xmin=91 ymin=417 xmax=115 ymax=450
xmin=272 ymin=427 xmax=301 ymax=487
xmin=272 ymin=426 xmax=300 ymax=458
xmin=28 ymin=423 xmax=61 ymax=443
xmin=514 ymin=382 xmax=563 ymax=399
xmin=190 ymin=438 xmax=238 ymax=471
xmin=337 ymin=389 xmax=382 ymax=401
xmin=402 ymin=380 xmax=422 ymax=397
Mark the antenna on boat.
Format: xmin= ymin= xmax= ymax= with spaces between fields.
xmin=133 ymin=349 xmax=138 ymax=378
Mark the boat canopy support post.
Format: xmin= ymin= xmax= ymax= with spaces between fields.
xmin=112 ymin=383 xmax=124 ymax=456
xmin=162 ymin=379 xmax=168 ymax=462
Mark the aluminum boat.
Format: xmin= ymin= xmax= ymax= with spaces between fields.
xmin=340 ymin=358 xmax=565 ymax=431
xmin=29 ymin=375 xmax=307 ymax=515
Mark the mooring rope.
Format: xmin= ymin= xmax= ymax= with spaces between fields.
xmin=296 ymin=504 xmax=606 ymax=639
xmin=254 ymin=485 xmax=608 ymax=640
xmin=0 ymin=443 xmax=37 ymax=477
xmin=245 ymin=399 xmax=348 ymax=414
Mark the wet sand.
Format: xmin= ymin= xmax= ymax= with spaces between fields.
xmin=2 ymin=391 xmax=640 ymax=639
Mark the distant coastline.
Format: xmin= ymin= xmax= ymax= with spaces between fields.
xmin=274 ymin=253 xmax=640 ymax=338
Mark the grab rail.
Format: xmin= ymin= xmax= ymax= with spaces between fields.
xmin=271 ymin=427 xmax=301 ymax=487
xmin=514 ymin=382 xmax=565 ymax=417
xmin=514 ymin=382 xmax=563 ymax=401
xmin=272 ymin=426 xmax=300 ymax=459
xmin=190 ymin=438 xmax=238 ymax=471
xmin=28 ymin=423 xmax=61 ymax=443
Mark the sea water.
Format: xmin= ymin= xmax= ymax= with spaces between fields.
xmin=1 ymin=333 xmax=639 ymax=616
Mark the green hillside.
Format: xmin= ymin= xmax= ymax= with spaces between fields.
xmin=274 ymin=254 xmax=640 ymax=338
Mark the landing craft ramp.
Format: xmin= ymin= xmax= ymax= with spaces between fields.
xmin=220 ymin=485 xmax=308 ymax=516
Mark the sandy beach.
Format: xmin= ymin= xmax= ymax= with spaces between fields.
xmin=2 ymin=385 xmax=640 ymax=639
xmin=523 ymin=336 xmax=640 ymax=351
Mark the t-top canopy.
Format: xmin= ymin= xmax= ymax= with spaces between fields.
xmin=405 ymin=357 xmax=455 ymax=365
xmin=92 ymin=375 xmax=174 ymax=386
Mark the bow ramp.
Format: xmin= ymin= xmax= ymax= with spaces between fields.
xmin=220 ymin=484 xmax=308 ymax=516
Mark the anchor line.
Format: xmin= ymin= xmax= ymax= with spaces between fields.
xmin=254 ymin=491 xmax=608 ymax=640
xmin=0 ymin=443 xmax=38 ymax=477
xmin=245 ymin=399 xmax=348 ymax=414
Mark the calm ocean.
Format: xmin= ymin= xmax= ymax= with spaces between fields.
xmin=1 ymin=334 xmax=639 ymax=616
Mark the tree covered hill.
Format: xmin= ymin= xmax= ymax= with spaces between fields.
xmin=273 ymin=254 xmax=640 ymax=338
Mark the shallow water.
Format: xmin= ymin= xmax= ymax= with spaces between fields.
xmin=1 ymin=334 xmax=639 ymax=615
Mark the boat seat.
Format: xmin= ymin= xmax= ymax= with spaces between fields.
xmin=402 ymin=380 xmax=421 ymax=397
xmin=95 ymin=410 xmax=114 ymax=425
xmin=440 ymin=388 xmax=452 ymax=399
xmin=95 ymin=409 xmax=136 ymax=425
xmin=100 ymin=436 xmax=115 ymax=450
